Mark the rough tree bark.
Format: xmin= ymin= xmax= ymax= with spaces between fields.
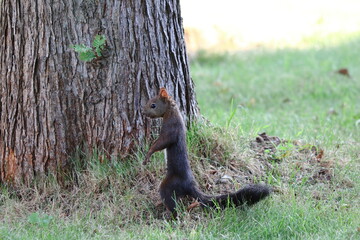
xmin=0 ymin=0 xmax=198 ymax=184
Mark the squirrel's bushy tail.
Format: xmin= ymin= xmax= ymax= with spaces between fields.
xmin=193 ymin=184 xmax=271 ymax=208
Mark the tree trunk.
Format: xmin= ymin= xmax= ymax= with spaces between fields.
xmin=0 ymin=0 xmax=198 ymax=185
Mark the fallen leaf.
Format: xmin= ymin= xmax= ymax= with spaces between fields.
xmin=208 ymin=170 xmax=217 ymax=175
xmin=316 ymin=149 xmax=324 ymax=160
xmin=336 ymin=68 xmax=351 ymax=78
xmin=187 ymin=201 xmax=200 ymax=212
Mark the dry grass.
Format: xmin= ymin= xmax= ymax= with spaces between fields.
xmin=1 ymin=122 xmax=351 ymax=227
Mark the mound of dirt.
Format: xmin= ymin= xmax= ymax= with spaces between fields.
xmin=250 ymin=132 xmax=334 ymax=185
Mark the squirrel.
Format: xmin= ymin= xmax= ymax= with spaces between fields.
xmin=143 ymin=87 xmax=271 ymax=217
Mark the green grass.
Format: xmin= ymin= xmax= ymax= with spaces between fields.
xmin=191 ymin=33 xmax=360 ymax=146
xmin=1 ymin=32 xmax=360 ymax=239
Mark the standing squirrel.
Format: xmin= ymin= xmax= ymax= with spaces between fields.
xmin=143 ymin=88 xmax=270 ymax=217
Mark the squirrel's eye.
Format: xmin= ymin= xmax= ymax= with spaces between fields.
xmin=150 ymin=103 xmax=156 ymax=108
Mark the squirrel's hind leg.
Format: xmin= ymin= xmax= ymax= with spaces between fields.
xmin=159 ymin=177 xmax=184 ymax=219
xmin=161 ymin=193 xmax=178 ymax=219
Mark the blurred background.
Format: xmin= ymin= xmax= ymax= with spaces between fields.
xmin=181 ymin=0 xmax=360 ymax=52
xmin=179 ymin=0 xmax=360 ymax=141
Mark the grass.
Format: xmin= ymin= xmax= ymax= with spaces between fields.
xmin=192 ymin=33 xmax=360 ymax=144
xmin=1 ymin=32 xmax=360 ymax=239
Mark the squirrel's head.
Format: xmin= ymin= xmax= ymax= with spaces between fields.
xmin=143 ymin=88 xmax=171 ymax=118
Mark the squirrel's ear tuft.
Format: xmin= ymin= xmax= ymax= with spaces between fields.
xmin=159 ymin=87 xmax=169 ymax=99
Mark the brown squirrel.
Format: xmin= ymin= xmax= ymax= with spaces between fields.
xmin=143 ymin=88 xmax=271 ymax=217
